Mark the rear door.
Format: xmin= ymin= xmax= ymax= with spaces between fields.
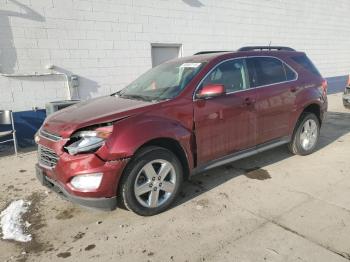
xmin=246 ymin=56 xmax=298 ymax=144
xmin=194 ymin=58 xmax=257 ymax=165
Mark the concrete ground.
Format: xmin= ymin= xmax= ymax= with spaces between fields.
xmin=0 ymin=93 xmax=350 ymax=262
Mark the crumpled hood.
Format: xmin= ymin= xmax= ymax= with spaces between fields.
xmin=43 ymin=95 xmax=154 ymax=138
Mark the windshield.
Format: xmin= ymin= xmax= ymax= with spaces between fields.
xmin=117 ymin=61 xmax=205 ymax=101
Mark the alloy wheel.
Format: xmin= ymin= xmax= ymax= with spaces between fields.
xmin=300 ymin=119 xmax=318 ymax=151
xmin=134 ymin=159 xmax=176 ymax=208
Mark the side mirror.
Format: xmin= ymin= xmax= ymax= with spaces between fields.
xmin=196 ymin=84 xmax=226 ymax=99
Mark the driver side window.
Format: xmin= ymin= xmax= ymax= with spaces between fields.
xmin=201 ymin=59 xmax=248 ymax=93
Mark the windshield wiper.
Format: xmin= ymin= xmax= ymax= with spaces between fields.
xmin=111 ymin=90 xmax=121 ymax=96
xmin=119 ymin=94 xmax=154 ymax=102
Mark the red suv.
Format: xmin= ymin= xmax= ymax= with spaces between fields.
xmin=35 ymin=46 xmax=327 ymax=216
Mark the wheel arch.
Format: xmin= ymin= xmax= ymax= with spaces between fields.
xmin=135 ymin=137 xmax=191 ymax=181
xmin=288 ymin=105 xmax=321 ymax=156
xmin=115 ymin=135 xmax=192 ymax=198
xmin=302 ymin=103 xmax=322 ymax=124
xmin=290 ymin=102 xmax=322 ymax=138
xmin=116 ymin=137 xmax=190 ymax=200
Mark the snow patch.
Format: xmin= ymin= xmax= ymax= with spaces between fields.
xmin=0 ymin=200 xmax=32 ymax=242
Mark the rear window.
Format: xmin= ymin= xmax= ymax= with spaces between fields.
xmin=246 ymin=57 xmax=296 ymax=87
xmin=291 ymin=55 xmax=321 ymax=77
xmin=284 ymin=64 xmax=297 ymax=81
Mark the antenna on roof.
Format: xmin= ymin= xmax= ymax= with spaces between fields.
xmin=238 ymin=46 xmax=296 ymax=51
xmin=268 ymin=41 xmax=272 ymax=48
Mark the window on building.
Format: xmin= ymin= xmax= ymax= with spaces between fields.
xmin=151 ymin=44 xmax=182 ymax=67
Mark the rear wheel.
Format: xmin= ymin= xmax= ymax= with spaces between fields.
xmin=289 ymin=112 xmax=320 ymax=155
xmin=120 ymin=146 xmax=183 ymax=216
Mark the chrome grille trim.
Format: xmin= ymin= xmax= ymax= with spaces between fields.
xmin=39 ymin=129 xmax=61 ymax=142
xmin=38 ymin=145 xmax=59 ymax=169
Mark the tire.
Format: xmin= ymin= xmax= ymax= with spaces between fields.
xmin=288 ymin=112 xmax=320 ymax=155
xmin=119 ymin=146 xmax=183 ymax=216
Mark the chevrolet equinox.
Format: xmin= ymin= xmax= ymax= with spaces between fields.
xmin=35 ymin=46 xmax=328 ymax=216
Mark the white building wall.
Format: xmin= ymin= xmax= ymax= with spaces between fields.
xmin=0 ymin=0 xmax=350 ymax=111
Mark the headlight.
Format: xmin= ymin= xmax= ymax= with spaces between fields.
xmin=34 ymin=131 xmax=40 ymax=144
xmin=65 ymin=125 xmax=113 ymax=155
xmin=70 ymin=173 xmax=103 ymax=190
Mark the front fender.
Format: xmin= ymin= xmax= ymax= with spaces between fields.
xmin=96 ymin=115 xmax=194 ymax=169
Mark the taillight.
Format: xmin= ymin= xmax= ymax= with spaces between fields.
xmin=346 ymin=75 xmax=350 ymax=94
xmin=321 ymin=79 xmax=328 ymax=97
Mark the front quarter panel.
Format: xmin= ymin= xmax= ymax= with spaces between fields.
xmin=96 ymin=114 xmax=195 ymax=170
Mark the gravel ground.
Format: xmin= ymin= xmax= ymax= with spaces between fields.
xmin=0 ymin=93 xmax=350 ymax=262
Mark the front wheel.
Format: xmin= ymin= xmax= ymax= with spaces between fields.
xmin=120 ymin=146 xmax=183 ymax=216
xmin=288 ymin=112 xmax=320 ymax=155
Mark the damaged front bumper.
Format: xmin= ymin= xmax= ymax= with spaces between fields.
xmin=36 ymin=164 xmax=118 ymax=210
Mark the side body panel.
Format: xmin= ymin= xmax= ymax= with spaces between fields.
xmin=193 ymin=89 xmax=257 ymax=165
xmin=254 ymin=80 xmax=299 ymax=144
xmin=284 ymin=55 xmax=328 ymax=134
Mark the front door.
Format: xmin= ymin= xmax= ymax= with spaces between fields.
xmin=194 ymin=59 xmax=257 ymax=165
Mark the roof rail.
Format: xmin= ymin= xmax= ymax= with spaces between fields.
xmin=238 ymin=46 xmax=296 ymax=51
xmin=194 ymin=51 xmax=231 ymax=55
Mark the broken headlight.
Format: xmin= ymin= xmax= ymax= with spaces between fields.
xmin=65 ymin=125 xmax=113 ymax=155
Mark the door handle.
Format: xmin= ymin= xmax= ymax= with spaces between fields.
xmin=243 ymin=97 xmax=255 ymax=106
xmin=207 ymin=110 xmax=224 ymax=120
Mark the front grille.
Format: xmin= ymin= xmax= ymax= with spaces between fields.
xmin=38 ymin=145 xmax=59 ymax=168
xmin=39 ymin=129 xmax=61 ymax=142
